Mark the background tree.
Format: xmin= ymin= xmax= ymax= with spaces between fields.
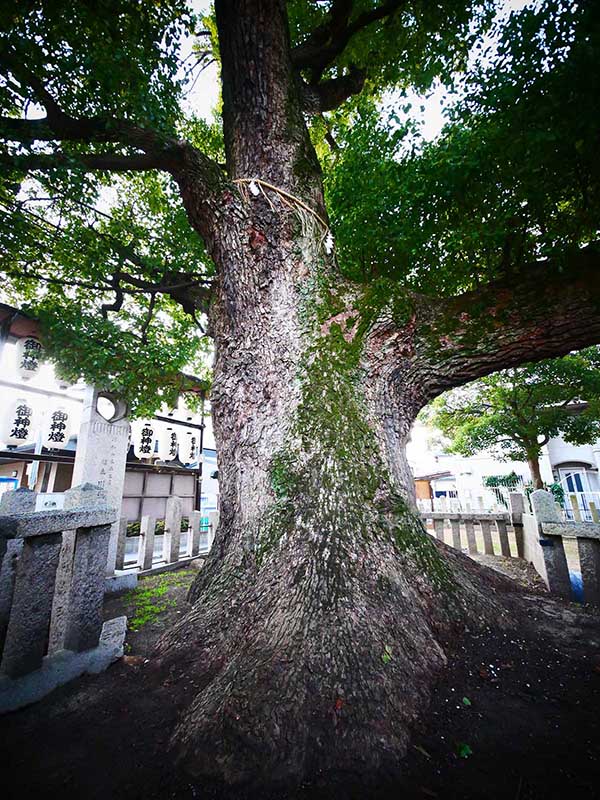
xmin=424 ymin=348 xmax=600 ymax=489
xmin=2 ymin=0 xmax=600 ymax=790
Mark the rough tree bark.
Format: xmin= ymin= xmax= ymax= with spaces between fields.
xmin=152 ymin=0 xmax=600 ymax=789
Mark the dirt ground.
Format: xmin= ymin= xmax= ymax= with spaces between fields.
xmin=1 ymin=558 xmax=600 ymax=800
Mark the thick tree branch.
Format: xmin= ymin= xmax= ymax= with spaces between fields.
xmin=417 ymin=244 xmax=600 ymax=402
xmin=299 ymin=67 xmax=366 ymax=113
xmin=0 ymin=42 xmax=228 ymax=239
xmin=292 ymin=0 xmax=406 ymax=81
xmin=365 ymin=244 xmax=600 ymax=421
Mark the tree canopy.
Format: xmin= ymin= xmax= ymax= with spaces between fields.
xmin=0 ymin=0 xmax=599 ymax=411
xmin=424 ymin=348 xmax=600 ymax=485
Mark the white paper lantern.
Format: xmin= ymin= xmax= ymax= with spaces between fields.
xmin=15 ymin=337 xmax=43 ymax=380
xmin=181 ymin=428 xmax=200 ymax=466
xmin=131 ymin=419 xmax=157 ymax=460
xmin=42 ymin=406 xmax=71 ymax=449
xmin=1 ymin=398 xmax=36 ymax=446
xmin=157 ymin=425 xmax=178 ymax=462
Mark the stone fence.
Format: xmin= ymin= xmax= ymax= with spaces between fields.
xmin=523 ymin=489 xmax=600 ymax=605
xmin=0 ymin=485 xmax=126 ymax=713
xmin=420 ymin=501 xmax=522 ymax=560
xmin=113 ymin=496 xmax=218 ymax=576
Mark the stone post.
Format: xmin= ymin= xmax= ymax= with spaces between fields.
xmin=1 ymin=533 xmax=63 ymax=677
xmin=509 ymin=492 xmax=525 ymax=558
xmin=578 ymin=538 xmax=600 ymax=605
xmin=163 ymin=496 xmax=182 ymax=564
xmin=114 ymin=518 xmax=128 ymax=571
xmin=0 ymin=489 xmax=35 ymax=653
xmin=450 ymin=519 xmax=461 ymax=550
xmin=63 ymin=523 xmax=112 ymax=652
xmin=480 ymin=519 xmax=494 ymax=555
xmin=48 ymin=483 xmax=108 ymax=654
xmin=464 ymin=519 xmax=477 ymax=554
xmin=496 ymin=519 xmax=511 ymax=557
xmin=530 ymin=489 xmax=572 ymax=600
xmin=71 ymin=387 xmax=130 ymax=575
xmin=189 ymin=511 xmax=201 ymax=557
xmin=140 ymin=516 xmax=156 ymax=571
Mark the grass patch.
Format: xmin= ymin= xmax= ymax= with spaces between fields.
xmin=123 ymin=569 xmax=196 ymax=631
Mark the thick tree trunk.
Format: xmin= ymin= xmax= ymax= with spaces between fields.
xmin=155 ymin=247 xmax=518 ymax=785
xmin=155 ymin=0 xmax=520 ymax=788
xmin=157 ymin=184 xmax=516 ymax=791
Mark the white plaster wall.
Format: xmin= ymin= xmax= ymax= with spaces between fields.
xmin=546 ymin=437 xmax=600 ymax=468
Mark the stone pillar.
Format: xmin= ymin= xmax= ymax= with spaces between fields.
xmin=72 ymin=387 xmax=130 ymax=575
xmin=163 ymin=496 xmax=182 ymax=564
xmin=496 ymin=519 xmax=511 ymax=557
xmin=63 ymin=523 xmax=112 ymax=652
xmin=531 ymin=489 xmax=572 ymax=599
xmin=509 ymin=493 xmax=525 ymax=558
xmin=464 ymin=519 xmax=477 ymax=554
xmin=0 ymin=489 xmax=35 ymax=653
xmin=48 ymin=484 xmax=107 ymax=653
xmin=114 ymin=518 xmax=128 ymax=571
xmin=1 ymin=533 xmax=63 ymax=677
xmin=189 ymin=511 xmax=201 ymax=557
xmin=480 ymin=519 xmax=494 ymax=555
xmin=140 ymin=516 xmax=156 ymax=571
xmin=578 ymin=538 xmax=600 ymax=605
xmin=450 ymin=519 xmax=461 ymax=550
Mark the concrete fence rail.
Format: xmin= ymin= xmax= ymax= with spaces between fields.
xmin=420 ymin=508 xmax=521 ymax=560
xmin=114 ymin=497 xmax=218 ymax=576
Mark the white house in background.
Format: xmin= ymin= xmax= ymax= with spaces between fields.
xmin=407 ymin=419 xmax=600 ymax=513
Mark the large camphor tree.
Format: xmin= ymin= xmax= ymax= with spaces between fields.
xmin=2 ymin=0 xmax=600 ymax=788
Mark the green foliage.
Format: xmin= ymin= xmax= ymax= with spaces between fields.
xmin=482 ymin=472 xmax=521 ymax=488
xmin=288 ymin=0 xmax=493 ymax=93
xmin=0 ymin=1 xmax=214 ymax=414
xmin=1 ymin=1 xmax=191 ymax=132
xmin=1 ymin=0 xmax=599 ymax=416
xmin=1 ymin=170 xmax=213 ymax=415
xmin=548 ymin=483 xmax=565 ymax=506
xmin=424 ymin=348 xmax=600 ymax=465
xmin=324 ymin=1 xmax=600 ymax=292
